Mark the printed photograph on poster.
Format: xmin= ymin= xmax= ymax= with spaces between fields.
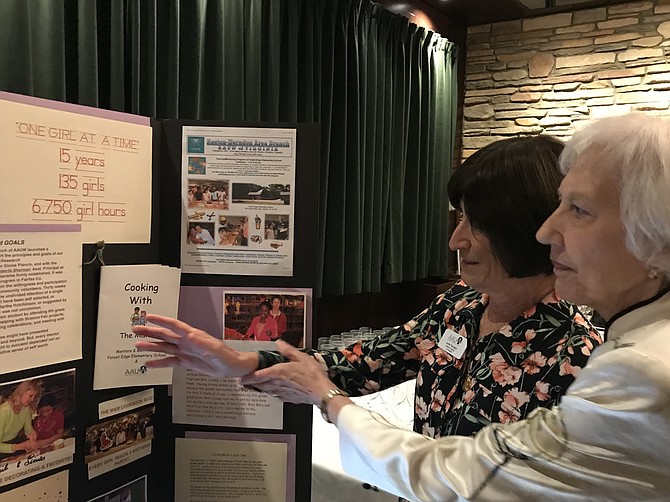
xmin=185 ymin=221 xmax=217 ymax=246
xmin=180 ymin=126 xmax=296 ymax=276
xmin=0 ymin=470 xmax=68 ymax=502
xmin=0 ymin=224 xmax=82 ymax=374
xmin=224 ymin=291 xmax=306 ymax=347
xmin=263 ymin=214 xmax=290 ymax=242
xmin=0 ymin=91 xmax=152 ymax=244
xmin=231 ymin=182 xmax=290 ymax=205
xmin=175 ymin=437 xmax=288 ymax=502
xmin=187 ymin=156 xmax=207 ymax=175
xmin=0 ymin=369 xmax=76 ymax=488
xmin=213 ymin=215 xmax=248 ymax=247
xmin=85 ymin=405 xmax=154 ymax=479
xmin=87 ymin=475 xmax=147 ymax=502
xmin=186 ymin=178 xmax=229 ymax=210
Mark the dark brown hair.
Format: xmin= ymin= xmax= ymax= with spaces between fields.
xmin=447 ymin=135 xmax=564 ymax=277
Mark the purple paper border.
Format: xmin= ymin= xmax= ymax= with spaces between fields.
xmin=0 ymin=223 xmax=81 ymax=233
xmin=178 ymin=286 xmax=313 ymax=348
xmin=1 ymin=91 xmax=150 ymax=126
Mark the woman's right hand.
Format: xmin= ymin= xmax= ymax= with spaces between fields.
xmin=132 ymin=314 xmax=259 ymax=378
xmin=19 ymin=438 xmax=39 ymax=452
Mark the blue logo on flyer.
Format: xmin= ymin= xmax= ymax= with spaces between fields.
xmin=187 ymin=136 xmax=205 ymax=153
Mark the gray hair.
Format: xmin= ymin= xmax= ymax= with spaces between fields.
xmin=560 ymin=114 xmax=670 ymax=279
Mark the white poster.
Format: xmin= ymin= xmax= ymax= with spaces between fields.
xmin=0 ymin=91 xmax=152 ymax=244
xmin=180 ymin=126 xmax=296 ymax=276
xmin=175 ymin=437 xmax=287 ymax=502
xmin=93 ymin=265 xmax=180 ymax=390
xmin=0 ymin=224 xmax=82 ymax=373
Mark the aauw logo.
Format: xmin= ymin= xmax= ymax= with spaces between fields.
xmin=125 ymin=365 xmax=148 ymax=376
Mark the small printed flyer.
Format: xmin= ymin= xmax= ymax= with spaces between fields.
xmin=0 ymin=224 xmax=82 ymax=374
xmin=93 ymin=265 xmax=181 ymax=390
xmin=180 ymin=126 xmax=296 ymax=276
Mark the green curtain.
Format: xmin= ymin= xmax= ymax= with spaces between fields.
xmin=0 ymin=0 xmax=458 ymax=296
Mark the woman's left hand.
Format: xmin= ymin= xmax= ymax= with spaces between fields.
xmin=240 ymin=340 xmax=333 ymax=406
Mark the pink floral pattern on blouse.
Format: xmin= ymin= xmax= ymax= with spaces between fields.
xmin=258 ymin=281 xmax=604 ymax=437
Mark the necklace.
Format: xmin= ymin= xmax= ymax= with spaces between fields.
xmin=483 ymin=306 xmax=508 ymax=326
xmin=462 ymin=307 xmax=507 ymax=392
xmin=478 ymin=306 xmax=508 ymax=341
xmin=461 ymin=372 xmax=475 ymax=393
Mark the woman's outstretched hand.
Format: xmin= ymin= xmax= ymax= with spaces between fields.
xmin=132 ymin=314 xmax=258 ymax=378
xmin=240 ymin=340 xmax=336 ymax=406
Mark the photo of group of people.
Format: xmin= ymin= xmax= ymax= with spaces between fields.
xmin=185 ymin=214 xmax=250 ymax=248
xmin=84 ymin=406 xmax=154 ymax=461
xmin=130 ymin=306 xmax=148 ymax=327
xmin=186 ymin=179 xmax=229 ymax=210
xmin=264 ymin=214 xmax=290 ymax=241
xmin=223 ymin=292 xmax=306 ymax=347
xmin=0 ymin=370 xmax=75 ymax=464
xmin=217 ymin=215 xmax=250 ymax=246
xmin=186 ymin=222 xmax=217 ymax=246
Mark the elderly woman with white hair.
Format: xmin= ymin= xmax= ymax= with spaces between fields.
xmin=238 ymin=113 xmax=670 ymax=500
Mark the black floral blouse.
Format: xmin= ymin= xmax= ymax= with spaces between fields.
xmin=258 ymin=281 xmax=604 ymax=438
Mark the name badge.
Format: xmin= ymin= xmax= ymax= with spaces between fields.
xmin=438 ymin=328 xmax=468 ymax=359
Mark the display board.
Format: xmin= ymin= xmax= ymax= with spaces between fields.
xmin=0 ymin=91 xmax=320 ymax=502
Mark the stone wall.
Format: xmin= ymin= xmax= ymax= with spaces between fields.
xmin=462 ymin=0 xmax=670 ymax=158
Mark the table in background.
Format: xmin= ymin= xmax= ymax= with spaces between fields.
xmin=311 ymin=379 xmax=415 ymax=502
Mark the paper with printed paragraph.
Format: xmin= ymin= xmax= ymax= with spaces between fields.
xmin=175 ymin=437 xmax=287 ymax=502
xmin=0 ymin=224 xmax=82 ymax=373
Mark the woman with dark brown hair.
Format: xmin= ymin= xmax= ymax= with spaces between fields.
xmin=134 ymin=135 xmax=601 ymax=439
